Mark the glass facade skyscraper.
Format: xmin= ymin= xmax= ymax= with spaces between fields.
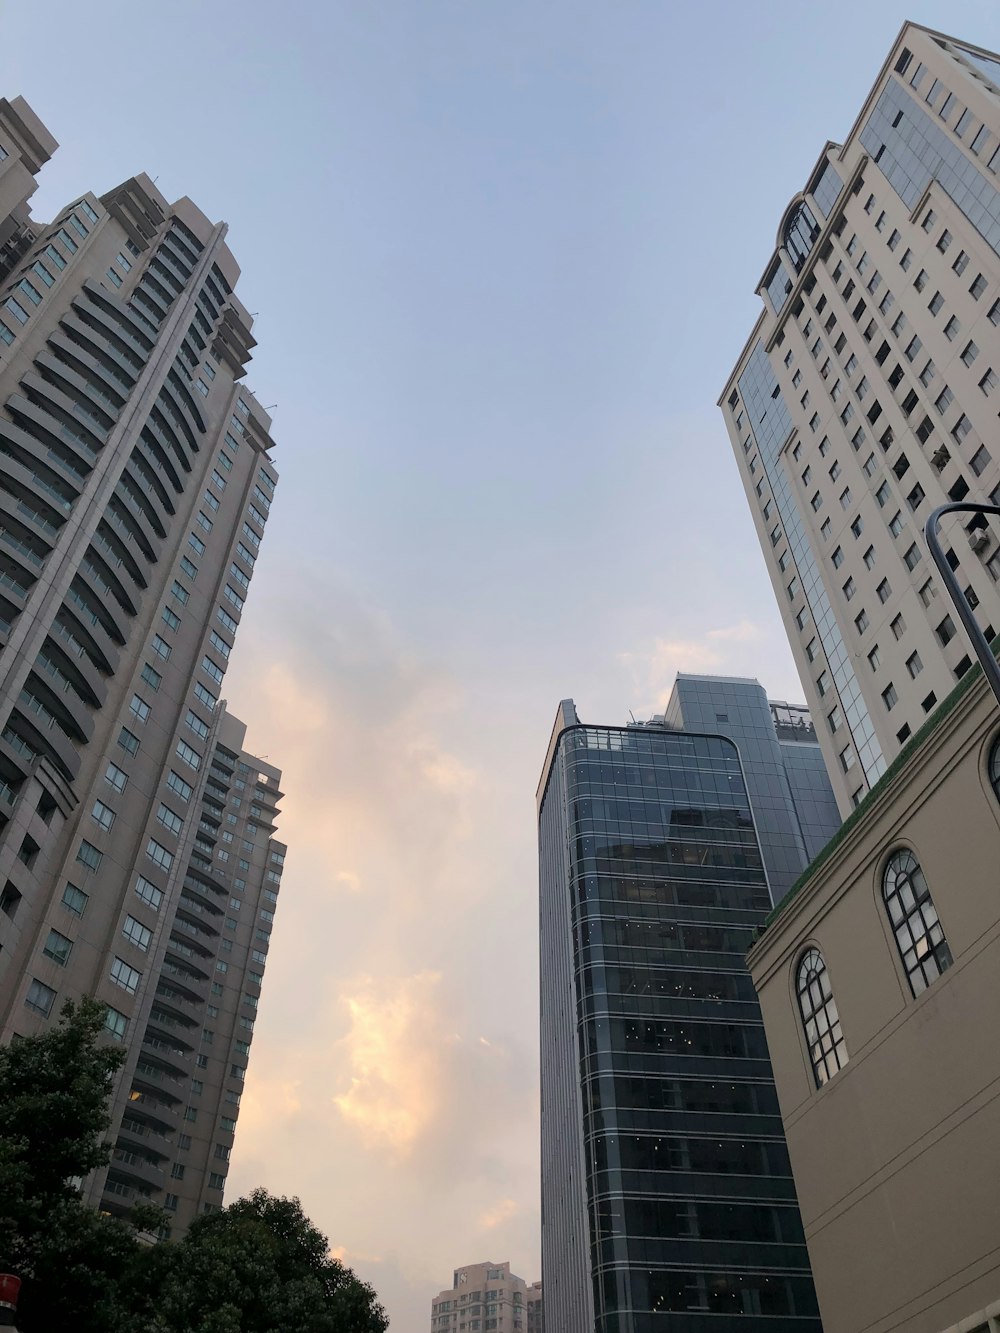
xmin=538 ymin=694 xmax=827 ymax=1333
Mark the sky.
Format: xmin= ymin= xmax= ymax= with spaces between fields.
xmin=2 ymin=1 xmax=999 ymax=1326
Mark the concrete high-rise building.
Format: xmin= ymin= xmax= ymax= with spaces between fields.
xmin=0 ymin=96 xmax=285 ymax=1232
xmin=430 ymin=1262 xmax=540 ymax=1333
xmin=721 ymin=23 xmax=1000 ymax=813
xmin=537 ymin=679 xmax=838 ymax=1333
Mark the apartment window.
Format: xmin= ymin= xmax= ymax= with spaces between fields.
xmin=905 ymin=650 xmax=923 ymax=680
xmin=863 ymin=452 xmax=878 ymax=478
xmin=943 ymin=316 xmax=960 ymax=341
xmin=971 ymin=445 xmax=992 ymax=477
xmin=156 ymin=804 xmax=183 ymax=836
xmin=810 ymin=492 xmax=822 ymax=513
xmin=135 ymin=876 xmax=162 ymax=910
xmin=863 ymin=545 xmax=876 ymax=570
xmin=907 ymin=484 xmax=925 ymax=512
xmin=970 ymin=273 xmax=987 ymax=300
xmin=914 ymin=268 xmax=929 ymax=292
xmin=899 ymin=247 xmax=912 ymax=270
xmin=61 ymin=883 xmax=88 ymax=916
xmin=928 ymin=291 xmax=944 ymax=316
xmin=3 ymin=298 xmax=28 ymax=325
xmin=883 ymin=850 xmax=952 ymax=996
xmin=202 ymin=656 xmax=225 ymax=685
xmin=979 ymin=369 xmax=998 ymax=397
xmin=891 ymin=614 xmax=906 ymax=640
xmin=842 ymin=577 xmax=856 ymax=602
xmin=935 ymin=385 xmax=954 ymax=416
xmin=854 ymin=609 xmax=869 ymax=634
xmin=91 ymin=800 xmax=115 ymax=832
xmin=952 ymin=415 xmax=972 ymax=445
xmin=962 ymin=340 xmax=979 ymax=367
xmin=851 ymin=516 xmax=864 ymax=539
xmin=188 ymin=533 xmax=206 ymax=557
xmin=881 ymin=682 xmax=898 ymax=711
xmin=903 ymin=543 xmax=922 ymax=571
xmin=194 ymin=683 xmax=217 ymax=711
xmin=176 ymin=739 xmax=201 ymax=769
xmin=110 ymin=957 xmax=141 ymax=995
xmin=829 ymin=460 xmax=842 ymax=481
xmin=140 ymin=663 xmax=161 ymax=692
xmin=146 ymin=839 xmax=173 ymax=871
xmin=186 ymin=711 xmax=210 ymax=740
xmin=129 ymin=695 xmax=150 ymax=724
xmin=42 ymin=928 xmax=73 ymax=965
xmin=25 ymin=979 xmax=56 ymax=1017
xmin=875 ymin=482 xmax=890 ymax=508
xmin=936 ymin=228 xmax=952 ymax=252
xmin=867 ymin=645 xmax=881 ymax=671
xmin=121 ymin=915 xmax=152 ymax=951
xmin=832 ymin=545 xmax=844 ymax=568
xmin=839 ymin=487 xmax=852 ymax=510
xmin=820 ymin=518 xmax=831 ymax=540
xmin=805 ymin=638 xmax=818 ymax=662
xmin=76 ymin=840 xmax=102 ymax=872
xmin=937 ymin=616 xmax=956 ymax=645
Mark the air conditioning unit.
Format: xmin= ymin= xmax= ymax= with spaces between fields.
xmin=931 ymin=446 xmax=950 ymax=470
xmin=969 ymin=528 xmax=991 ymax=554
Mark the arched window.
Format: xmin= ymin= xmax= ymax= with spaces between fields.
xmin=882 ymin=850 xmax=952 ymax=996
xmin=795 ymin=948 xmax=847 ymax=1087
xmin=784 ymin=201 xmax=821 ymax=272
xmin=989 ymin=735 xmax=1000 ymax=801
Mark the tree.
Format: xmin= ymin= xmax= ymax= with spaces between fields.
xmin=0 ymin=997 xmax=144 ymax=1332
xmin=147 ymin=1190 xmax=388 ymax=1333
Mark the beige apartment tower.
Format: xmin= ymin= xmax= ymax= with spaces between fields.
xmin=0 ymin=96 xmax=285 ymax=1232
xmin=721 ymin=23 xmax=1000 ymax=813
xmin=430 ymin=1262 xmax=541 ymax=1333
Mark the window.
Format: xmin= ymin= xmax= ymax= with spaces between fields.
xmin=157 ymin=804 xmax=183 ymax=836
xmin=881 ymin=682 xmax=898 ymax=711
xmin=970 ymin=273 xmax=987 ymax=301
xmin=971 ymin=445 xmax=992 ymax=477
xmin=883 ymin=850 xmax=952 ymax=996
xmin=61 ymin=883 xmax=88 ymax=916
xmin=877 ymin=578 xmax=891 ymax=603
xmin=146 ymin=839 xmax=173 ymax=871
xmin=842 ymin=577 xmax=856 ymax=602
xmin=854 ymin=609 xmax=869 ymax=634
xmin=110 ymin=957 xmax=141 ymax=995
xmin=820 ymin=518 xmax=831 ymax=540
xmin=962 ymin=340 xmax=979 ymax=368
xmin=135 ymin=876 xmax=162 ymax=910
xmin=77 ymin=840 xmax=102 ymax=872
xmin=25 ymin=979 xmax=56 ymax=1016
xmin=839 ymin=487 xmax=852 ymax=510
xmin=122 ymin=915 xmax=152 ymax=951
xmin=868 ymin=645 xmax=881 ymax=671
xmin=176 ymin=739 xmax=201 ymax=769
xmin=186 ymin=711 xmax=210 ymax=740
xmin=141 ymin=663 xmax=161 ymax=692
xmin=92 ymin=799 xmax=115 ymax=831
xmin=875 ymin=482 xmax=890 ymax=508
xmin=796 ymin=949 xmax=847 ymax=1087
xmin=952 ymin=415 xmax=971 ymax=445
xmin=43 ymin=928 xmax=73 ymax=965
xmin=891 ymin=614 xmax=906 ymax=640
xmin=903 ymin=543 xmax=922 ymax=571
xmin=937 ymin=616 xmax=956 ymax=645
xmin=943 ymin=316 xmax=960 ymax=341
xmin=832 ymin=546 xmax=844 ymax=568
xmin=851 ymin=516 xmax=864 ymax=538
xmin=863 ymin=545 xmax=876 ymax=570
xmin=129 ymin=695 xmax=150 ymax=724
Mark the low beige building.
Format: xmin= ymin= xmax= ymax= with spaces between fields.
xmin=747 ymin=659 xmax=1000 ymax=1333
xmin=430 ymin=1262 xmax=540 ymax=1333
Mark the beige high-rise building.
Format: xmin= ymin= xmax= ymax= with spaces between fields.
xmin=430 ymin=1262 xmax=541 ymax=1333
xmin=745 ymin=658 xmax=1000 ymax=1333
xmin=0 ymin=95 xmax=285 ymax=1234
xmin=721 ymin=22 xmax=1000 ymax=813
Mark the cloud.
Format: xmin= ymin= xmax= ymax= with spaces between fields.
xmin=333 ymin=972 xmax=445 ymax=1156
xmin=618 ymin=619 xmax=766 ymax=711
xmin=478 ymin=1198 xmax=518 ymax=1230
xmin=335 ymin=870 xmax=363 ymax=893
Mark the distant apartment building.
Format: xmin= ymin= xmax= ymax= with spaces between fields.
xmin=0 ymin=95 xmax=285 ymax=1232
xmin=747 ymin=656 xmax=1000 ymax=1333
xmin=537 ymin=679 xmax=837 ymax=1332
xmin=721 ymin=23 xmax=1000 ymax=812
xmin=430 ymin=1262 xmax=539 ymax=1333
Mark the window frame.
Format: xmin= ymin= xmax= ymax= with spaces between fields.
xmin=881 ymin=848 xmax=952 ymax=997
xmin=795 ymin=946 xmax=848 ymax=1088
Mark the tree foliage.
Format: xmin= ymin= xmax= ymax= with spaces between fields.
xmin=0 ymin=1001 xmax=388 ymax=1333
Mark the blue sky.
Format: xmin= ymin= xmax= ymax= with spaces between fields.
xmin=2 ymin=1 xmax=998 ymax=1326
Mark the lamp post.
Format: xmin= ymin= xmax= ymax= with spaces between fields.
xmin=924 ymin=502 xmax=1000 ymax=709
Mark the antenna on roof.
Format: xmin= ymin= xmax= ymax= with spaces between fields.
xmin=628 ymin=709 xmax=637 ymax=724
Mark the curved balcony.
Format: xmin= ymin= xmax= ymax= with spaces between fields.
xmin=160 ymin=958 xmax=209 ymax=1004
xmin=21 ymin=370 xmax=112 ymax=449
xmin=115 ymin=472 xmax=166 ymax=543
xmin=8 ymin=700 xmax=80 ymax=781
xmin=145 ymin=1013 xmax=196 ymax=1051
xmin=172 ymin=911 xmax=219 ymax=946
xmin=162 ymin=371 xmax=205 ymax=444
xmin=136 ymin=276 xmax=174 ymax=320
xmin=66 ymin=301 xmax=147 ymax=374
xmin=125 ymin=451 xmax=175 ymax=525
xmin=180 ymin=879 xmax=224 ymax=916
xmin=117 ymin=1115 xmax=172 ymax=1161
xmin=105 ymin=494 xmax=159 ymax=566
xmin=79 ymin=280 xmax=155 ymax=357
xmin=110 ymin=1147 xmax=166 ymax=1193
xmin=101 ymin=1176 xmax=155 ymax=1216
xmin=0 ymin=440 xmax=79 ymax=521
xmin=7 ymin=391 xmax=100 ymax=475
xmin=91 ymin=522 xmax=147 ymax=594
xmin=140 ymin=1032 xmax=190 ymax=1080
xmin=167 ymin=929 xmax=214 ymax=965
xmin=74 ymin=562 xmax=130 ymax=645
xmin=146 ymin=407 xmax=192 ymax=475
xmin=55 ymin=316 xmax=140 ymax=393
xmin=35 ymin=349 xmax=126 ymax=422
xmin=153 ymin=984 xmax=202 ymax=1025
xmin=137 ymin=427 xmax=184 ymax=496
xmin=36 ymin=636 xmax=104 ymax=710
xmin=132 ymin=1057 xmax=185 ymax=1100
xmin=82 ymin=543 xmax=138 ymax=618
xmin=153 ymin=244 xmax=192 ymax=288
xmin=60 ymin=588 xmax=122 ymax=666
xmin=22 ymin=667 xmax=91 ymax=743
